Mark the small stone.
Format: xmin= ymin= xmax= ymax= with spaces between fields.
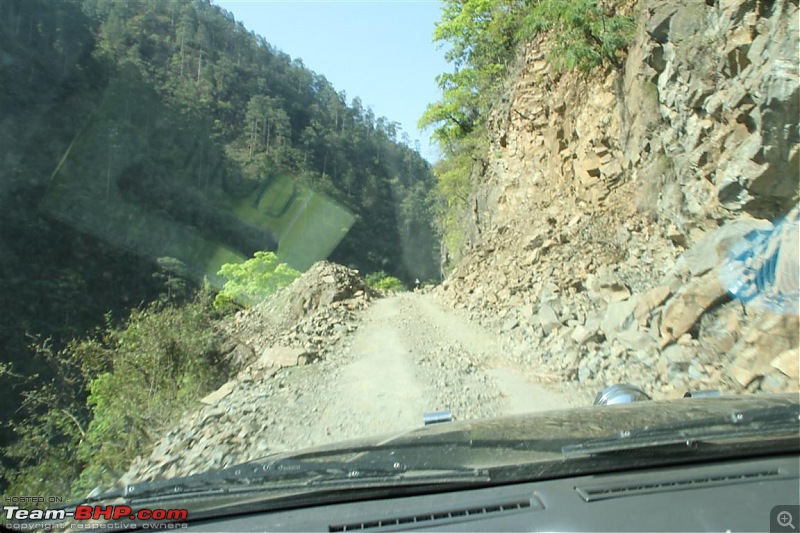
xmin=687 ymin=363 xmax=704 ymax=381
xmin=602 ymin=296 xmax=640 ymax=339
xmin=677 ymin=333 xmax=693 ymax=346
xmin=201 ymin=381 xmax=235 ymax=405
xmin=538 ymin=304 xmax=561 ymax=334
xmin=570 ymin=325 xmax=597 ymax=345
xmin=586 ymin=274 xmax=632 ymax=303
xmin=616 ymin=330 xmax=656 ymax=351
xmin=663 ymin=344 xmax=691 ymax=364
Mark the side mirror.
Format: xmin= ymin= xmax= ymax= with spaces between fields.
xmin=594 ymin=384 xmax=652 ymax=405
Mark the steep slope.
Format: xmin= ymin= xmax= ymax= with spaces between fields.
xmin=437 ymin=0 xmax=798 ymax=396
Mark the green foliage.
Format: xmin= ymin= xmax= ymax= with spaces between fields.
xmin=423 ymin=0 xmax=633 ymax=263
xmin=1 ymin=293 xmax=226 ymax=499
xmin=364 ymin=272 xmax=406 ymax=292
xmin=214 ymin=252 xmax=300 ymax=310
xmin=420 ymin=0 xmax=520 ymax=145
xmin=433 ymin=0 xmax=521 ymax=75
xmin=153 ymin=257 xmax=192 ymax=302
xmin=432 ymin=133 xmax=488 ymax=265
xmin=1 ymin=340 xmax=87 ymax=501
xmin=419 ymin=69 xmax=482 ymax=145
xmin=72 ymin=296 xmax=224 ymax=495
xmin=518 ymin=0 xmax=635 ymax=72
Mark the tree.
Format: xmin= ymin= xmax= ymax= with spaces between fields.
xmin=418 ymin=68 xmax=482 ymax=145
xmin=214 ymin=252 xmax=300 ymax=310
xmin=2 ymin=0 xmax=442 ymax=495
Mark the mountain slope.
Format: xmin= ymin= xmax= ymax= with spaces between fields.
xmin=436 ymin=0 xmax=799 ymax=395
xmin=0 ymin=0 xmax=439 ymax=495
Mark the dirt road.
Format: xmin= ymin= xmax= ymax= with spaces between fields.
xmin=269 ymin=292 xmax=593 ymax=449
xmin=123 ymin=291 xmax=594 ymax=483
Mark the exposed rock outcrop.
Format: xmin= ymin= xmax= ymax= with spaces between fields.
xmin=438 ymin=0 xmax=798 ymax=396
xmin=624 ymin=0 xmax=799 ymax=222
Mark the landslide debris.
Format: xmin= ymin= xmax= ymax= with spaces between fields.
xmin=220 ymin=261 xmax=372 ymax=373
xmin=438 ymin=0 xmax=798 ymax=398
xmin=120 ymin=261 xmax=372 ymax=485
xmin=438 ymin=209 xmax=799 ymax=398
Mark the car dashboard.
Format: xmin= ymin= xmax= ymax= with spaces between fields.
xmin=184 ymin=453 xmax=799 ymax=532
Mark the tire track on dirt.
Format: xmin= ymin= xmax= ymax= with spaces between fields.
xmin=307 ymin=292 xmax=592 ymax=444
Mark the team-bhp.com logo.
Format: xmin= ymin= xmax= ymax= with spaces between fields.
xmin=4 ymin=497 xmax=188 ymax=529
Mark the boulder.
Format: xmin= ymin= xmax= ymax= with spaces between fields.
xmin=601 ymin=296 xmax=640 ymax=340
xmin=586 ymin=273 xmax=632 ymax=303
xmin=659 ymin=272 xmax=727 ymax=345
xmin=771 ymin=348 xmax=799 ymax=381
xmin=259 ymin=346 xmax=316 ymax=369
xmin=570 ymin=324 xmax=600 ymax=346
xmin=201 ymin=381 xmax=235 ymax=406
xmin=672 ymin=219 xmax=771 ymax=278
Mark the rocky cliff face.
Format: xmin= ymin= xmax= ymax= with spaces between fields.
xmin=438 ymin=0 xmax=798 ymax=396
xmin=624 ymin=0 xmax=798 ymax=222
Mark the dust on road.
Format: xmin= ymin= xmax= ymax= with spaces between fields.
xmin=311 ymin=292 xmax=592 ymax=444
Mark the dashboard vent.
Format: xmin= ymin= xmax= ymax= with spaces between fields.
xmin=576 ymin=468 xmax=783 ymax=502
xmin=329 ymin=499 xmax=532 ymax=531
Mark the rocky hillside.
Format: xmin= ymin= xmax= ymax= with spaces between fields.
xmin=437 ymin=0 xmax=798 ymax=397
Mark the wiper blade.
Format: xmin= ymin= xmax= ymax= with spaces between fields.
xmin=107 ymin=458 xmax=489 ymax=502
xmin=563 ymin=403 xmax=800 ymax=457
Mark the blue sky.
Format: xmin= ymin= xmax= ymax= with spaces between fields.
xmin=214 ymin=0 xmax=449 ymax=163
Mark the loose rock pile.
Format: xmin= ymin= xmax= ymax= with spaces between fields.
xmin=438 ymin=209 xmax=798 ymax=398
xmin=220 ymin=261 xmax=372 ymax=373
xmin=119 ymin=261 xmax=371 ymax=486
xmin=438 ymin=0 xmax=798 ymax=399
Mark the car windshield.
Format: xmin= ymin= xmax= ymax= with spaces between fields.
xmin=1 ymin=0 xmax=797 ymax=518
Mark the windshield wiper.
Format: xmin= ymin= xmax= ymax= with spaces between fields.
xmin=83 ymin=457 xmax=490 ymax=504
xmin=562 ymin=403 xmax=800 ymax=457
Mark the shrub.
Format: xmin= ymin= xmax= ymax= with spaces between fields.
xmin=71 ymin=297 xmax=225 ymax=495
xmin=1 ymin=292 xmax=226 ymax=500
xmin=518 ymin=0 xmax=635 ymax=73
xmin=214 ymin=251 xmax=300 ymax=311
xmin=365 ymin=272 xmax=406 ymax=292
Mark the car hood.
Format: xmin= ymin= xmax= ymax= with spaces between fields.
xmin=259 ymin=392 xmax=798 ymax=471
xmin=61 ymin=392 xmax=798 ymax=522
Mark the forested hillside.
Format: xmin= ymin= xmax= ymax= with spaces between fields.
xmin=0 ymin=0 xmax=438 ymax=495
